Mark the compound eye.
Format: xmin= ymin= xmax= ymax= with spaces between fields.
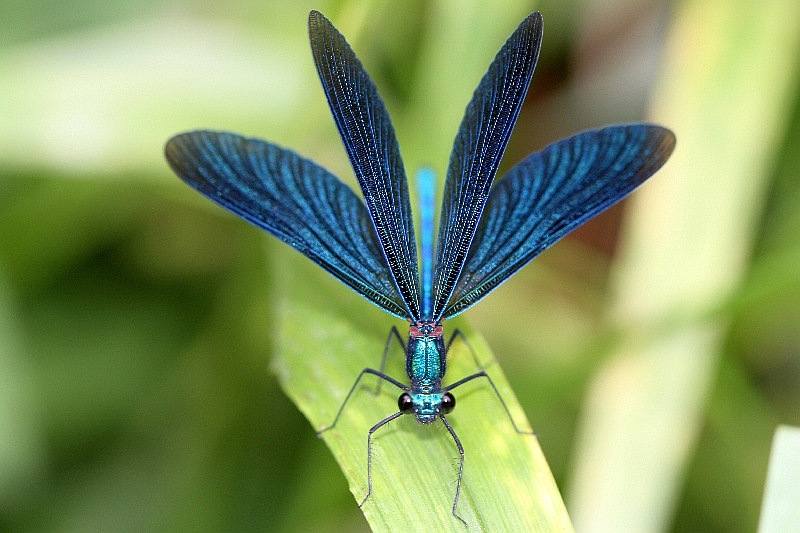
xmin=398 ymin=393 xmax=414 ymax=413
xmin=441 ymin=392 xmax=456 ymax=414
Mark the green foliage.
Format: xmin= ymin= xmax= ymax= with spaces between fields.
xmin=1 ymin=1 xmax=799 ymax=532
xmin=273 ymin=254 xmax=569 ymax=531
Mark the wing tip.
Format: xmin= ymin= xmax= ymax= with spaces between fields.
xmin=308 ymin=9 xmax=323 ymax=25
xmin=519 ymin=11 xmax=544 ymax=42
xmin=659 ymin=126 xmax=677 ymax=155
xmin=526 ymin=11 xmax=544 ymax=26
xmin=164 ymin=132 xmax=194 ymax=169
xmin=164 ymin=130 xmax=208 ymax=164
xmin=308 ymin=10 xmax=333 ymax=38
xmin=642 ymin=124 xmax=677 ymax=165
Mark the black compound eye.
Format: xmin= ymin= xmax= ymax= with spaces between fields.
xmin=441 ymin=392 xmax=456 ymax=414
xmin=398 ymin=393 xmax=414 ymax=413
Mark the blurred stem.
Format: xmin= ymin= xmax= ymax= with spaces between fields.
xmin=758 ymin=426 xmax=800 ymax=532
xmin=568 ymin=1 xmax=800 ymax=531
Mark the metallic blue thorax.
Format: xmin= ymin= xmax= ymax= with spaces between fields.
xmin=406 ymin=322 xmax=447 ymax=423
xmin=407 ymin=322 xmax=446 ymax=387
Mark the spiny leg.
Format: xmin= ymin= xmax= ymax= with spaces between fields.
xmin=374 ymin=326 xmax=405 ymax=396
xmin=317 ymin=368 xmax=406 ymax=435
xmin=441 ymin=416 xmax=468 ymax=527
xmin=360 ymin=411 xmax=404 ymax=508
xmin=446 ymin=371 xmax=534 ymax=436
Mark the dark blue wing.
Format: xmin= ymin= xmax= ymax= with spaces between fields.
xmin=308 ymin=10 xmax=421 ymax=321
xmin=430 ymin=11 xmax=543 ymax=321
xmin=441 ymin=124 xmax=676 ymax=318
xmin=165 ymin=131 xmax=408 ymax=318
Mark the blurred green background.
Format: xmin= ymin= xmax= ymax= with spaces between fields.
xmin=1 ymin=0 xmax=798 ymax=531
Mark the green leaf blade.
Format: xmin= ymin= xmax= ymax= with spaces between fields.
xmin=272 ymin=258 xmax=572 ymax=531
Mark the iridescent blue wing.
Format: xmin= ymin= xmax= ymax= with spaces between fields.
xmin=430 ymin=12 xmax=543 ymax=321
xmin=441 ymin=124 xmax=676 ymax=318
xmin=165 ymin=131 xmax=408 ymax=318
xmin=309 ymin=10 xmax=421 ymax=321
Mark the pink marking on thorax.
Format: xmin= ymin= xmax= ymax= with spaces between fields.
xmin=409 ymin=321 xmax=443 ymax=339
